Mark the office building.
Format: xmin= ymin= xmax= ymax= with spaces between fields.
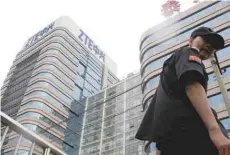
xmin=80 ymin=72 xmax=150 ymax=155
xmin=1 ymin=16 xmax=119 ymax=155
xmin=140 ymin=1 xmax=230 ymax=154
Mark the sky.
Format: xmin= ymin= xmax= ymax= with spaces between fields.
xmin=0 ymin=0 xmax=198 ymax=88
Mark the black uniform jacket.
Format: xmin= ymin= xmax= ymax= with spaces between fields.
xmin=135 ymin=47 xmax=228 ymax=142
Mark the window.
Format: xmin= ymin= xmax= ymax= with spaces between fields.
xmin=75 ymin=74 xmax=84 ymax=88
xmin=217 ymin=46 xmax=230 ymax=58
xmin=25 ymin=91 xmax=70 ymax=113
xmin=41 ymin=50 xmax=78 ymax=68
xmin=222 ymin=66 xmax=230 ymax=77
xmin=143 ymin=75 xmax=160 ymax=93
xmin=83 ymin=89 xmax=92 ymax=98
xmin=221 ymin=118 xmax=230 ymax=130
xmin=17 ymin=112 xmax=65 ymax=133
xmin=77 ymin=62 xmax=86 ymax=77
xmin=87 ymin=66 xmax=102 ymax=79
xmin=208 ymin=94 xmax=224 ymax=107
xmin=141 ymin=2 xmax=222 ymax=51
xmin=22 ymin=123 xmax=72 ymax=149
xmin=142 ymin=54 xmax=172 ymax=75
xmin=141 ymin=11 xmax=229 ymax=62
xmin=16 ymin=150 xmax=29 ymax=155
xmin=85 ymin=73 xmax=101 ymax=90
xmin=73 ymin=85 xmax=83 ymax=101
xmin=30 ymin=72 xmax=72 ymax=92
xmin=20 ymin=101 xmax=66 ymax=121
xmin=208 ymin=73 xmax=216 ymax=83
xmin=34 ymin=64 xmax=74 ymax=86
xmin=84 ymin=81 xmax=99 ymax=94
xmin=2 ymin=150 xmax=14 ymax=155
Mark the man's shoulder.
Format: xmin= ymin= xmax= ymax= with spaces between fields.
xmin=174 ymin=47 xmax=199 ymax=58
xmin=172 ymin=47 xmax=189 ymax=60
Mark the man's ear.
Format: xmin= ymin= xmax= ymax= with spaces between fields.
xmin=188 ymin=37 xmax=193 ymax=46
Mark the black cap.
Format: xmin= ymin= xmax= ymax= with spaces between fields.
xmin=191 ymin=27 xmax=225 ymax=50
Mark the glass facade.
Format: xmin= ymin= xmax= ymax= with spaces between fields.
xmin=142 ymin=27 xmax=230 ymax=76
xmin=143 ymin=75 xmax=160 ymax=94
xmin=80 ymin=74 xmax=146 ymax=155
xmin=1 ymin=16 xmax=120 ymax=155
xmin=1 ymin=32 xmax=119 ymax=155
xmin=141 ymin=2 xmax=230 ymax=62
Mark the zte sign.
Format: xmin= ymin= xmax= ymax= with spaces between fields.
xmin=78 ymin=29 xmax=105 ymax=61
xmin=25 ymin=22 xmax=55 ymax=47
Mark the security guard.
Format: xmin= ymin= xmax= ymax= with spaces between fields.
xmin=136 ymin=27 xmax=230 ymax=155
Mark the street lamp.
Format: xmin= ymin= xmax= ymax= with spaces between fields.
xmin=210 ymin=53 xmax=230 ymax=116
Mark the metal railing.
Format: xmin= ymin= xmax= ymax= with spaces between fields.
xmin=0 ymin=111 xmax=67 ymax=155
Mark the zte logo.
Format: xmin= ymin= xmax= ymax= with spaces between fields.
xmin=25 ymin=22 xmax=55 ymax=47
xmin=78 ymin=29 xmax=105 ymax=60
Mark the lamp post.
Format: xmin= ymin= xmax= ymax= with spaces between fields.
xmin=210 ymin=53 xmax=230 ymax=116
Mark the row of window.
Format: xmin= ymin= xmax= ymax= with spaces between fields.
xmin=141 ymin=13 xmax=230 ymax=62
xmin=20 ymin=101 xmax=66 ymax=121
xmin=140 ymin=2 xmax=221 ymax=50
xmin=85 ymin=111 xmax=103 ymax=124
xmin=87 ymin=67 xmax=102 ymax=83
xmin=34 ymin=64 xmax=75 ymax=86
xmin=142 ymin=54 xmax=172 ymax=75
xmin=89 ymin=54 xmax=103 ymax=70
xmin=77 ymin=61 xmax=102 ymax=96
xmin=22 ymin=123 xmax=73 ymax=149
xmin=81 ymin=143 xmax=100 ymax=154
xmin=23 ymin=91 xmax=83 ymax=125
xmin=88 ymin=62 xmax=103 ymax=76
xmin=143 ymin=64 xmax=230 ymax=94
xmin=221 ymin=118 xmax=230 ymax=130
xmin=217 ymin=46 xmax=230 ymax=59
xmin=7 ymin=70 xmax=33 ymax=88
xmin=84 ymin=80 xmax=99 ymax=94
xmin=102 ymin=137 xmax=123 ymax=152
xmin=143 ymin=75 xmax=160 ymax=94
xmin=12 ymin=64 xmax=34 ymax=81
xmin=15 ymin=52 xmax=38 ymax=73
xmin=1 ymin=96 xmax=24 ymax=110
xmin=141 ymin=2 xmax=227 ymax=60
xmin=142 ymin=42 xmax=230 ymax=79
xmin=17 ymin=112 xmax=66 ymax=134
xmin=30 ymin=72 xmax=73 ymax=92
xmin=83 ymin=122 xmax=102 ymax=134
xmin=16 ymin=39 xmax=79 ymax=67
xmin=3 ymin=78 xmax=30 ymax=96
xmin=126 ymin=95 xmax=142 ymax=109
xmin=25 ymin=90 xmax=70 ymax=114
xmin=38 ymin=56 xmax=76 ymax=77
xmin=83 ymin=131 xmax=101 ymax=145
xmin=42 ymin=49 xmax=78 ymax=69
xmin=29 ymin=81 xmax=72 ymax=103
xmin=2 ymin=87 xmax=27 ymax=103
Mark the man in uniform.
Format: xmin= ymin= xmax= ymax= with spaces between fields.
xmin=135 ymin=27 xmax=230 ymax=155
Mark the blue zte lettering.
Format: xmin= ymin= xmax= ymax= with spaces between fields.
xmin=78 ymin=30 xmax=84 ymax=41
xmin=78 ymin=29 xmax=105 ymax=61
xmin=25 ymin=22 xmax=55 ymax=47
xmin=88 ymin=39 xmax=93 ymax=50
